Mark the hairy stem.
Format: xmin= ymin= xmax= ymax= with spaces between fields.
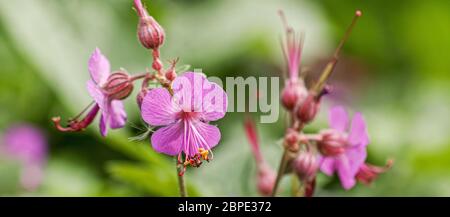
xmin=176 ymin=161 xmax=187 ymax=197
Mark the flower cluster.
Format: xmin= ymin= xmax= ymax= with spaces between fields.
xmin=51 ymin=0 xmax=227 ymax=182
xmin=245 ymin=10 xmax=392 ymax=196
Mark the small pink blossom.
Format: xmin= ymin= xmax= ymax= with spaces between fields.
xmin=86 ymin=48 xmax=127 ymax=136
xmin=1 ymin=124 xmax=47 ymax=191
xmin=52 ymin=48 xmax=129 ymax=136
xmin=319 ymin=106 xmax=369 ymax=190
xmin=141 ymin=72 xmax=227 ymax=168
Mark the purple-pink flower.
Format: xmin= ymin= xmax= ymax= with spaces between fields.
xmin=52 ymin=48 xmax=129 ymax=136
xmin=141 ymin=72 xmax=227 ymax=170
xmin=319 ymin=106 xmax=369 ymax=190
xmin=86 ymin=48 xmax=127 ymax=136
xmin=1 ymin=124 xmax=47 ymax=191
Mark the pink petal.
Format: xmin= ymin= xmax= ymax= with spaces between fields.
xmin=86 ymin=80 xmax=105 ymax=106
xmin=288 ymin=46 xmax=301 ymax=81
xmin=88 ymin=48 xmax=110 ymax=86
xmin=151 ymin=122 xmax=183 ymax=156
xmin=348 ymin=112 xmax=370 ymax=147
xmin=329 ymin=106 xmax=349 ymax=132
xmin=336 ymin=156 xmax=357 ymax=190
xmin=201 ymin=82 xmax=228 ymax=121
xmin=108 ymin=100 xmax=127 ymax=129
xmin=345 ymin=145 xmax=367 ymax=176
xmin=141 ymin=88 xmax=180 ymax=126
xmin=99 ymin=101 xmax=126 ymax=137
xmin=191 ymin=120 xmax=221 ymax=150
xmin=181 ymin=119 xmax=221 ymax=157
xmin=173 ymin=72 xmax=227 ymax=121
xmin=172 ymin=72 xmax=204 ymax=112
xmin=320 ymin=157 xmax=336 ymax=176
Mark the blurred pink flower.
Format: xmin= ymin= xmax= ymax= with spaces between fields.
xmin=2 ymin=124 xmax=47 ymax=191
xmin=86 ymin=48 xmax=127 ymax=136
xmin=279 ymin=11 xmax=308 ymax=111
xmin=319 ymin=106 xmax=369 ymax=190
xmin=141 ymin=72 xmax=227 ymax=167
xmin=244 ymin=116 xmax=276 ymax=196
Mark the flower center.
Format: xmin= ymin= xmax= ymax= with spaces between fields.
xmin=177 ymin=148 xmax=212 ymax=176
xmin=179 ymin=111 xmax=199 ymax=120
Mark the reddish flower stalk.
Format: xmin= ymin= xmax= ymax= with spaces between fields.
xmin=244 ymin=115 xmax=276 ymax=196
xmin=244 ymin=116 xmax=263 ymax=163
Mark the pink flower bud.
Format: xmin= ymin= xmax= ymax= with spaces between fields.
xmin=257 ymin=164 xmax=276 ymax=196
xmin=317 ymin=129 xmax=347 ymax=156
xmin=134 ymin=0 xmax=165 ymax=50
xmin=284 ymin=128 xmax=299 ymax=152
xmin=165 ymin=58 xmax=179 ymax=81
xmin=281 ymin=81 xmax=307 ymax=111
xmin=295 ymin=93 xmax=320 ymax=123
xmin=293 ymin=150 xmax=319 ymax=181
xmin=103 ymin=71 xmax=134 ymax=100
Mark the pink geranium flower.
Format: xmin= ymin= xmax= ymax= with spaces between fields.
xmin=141 ymin=72 xmax=227 ymax=168
xmin=52 ymin=48 xmax=132 ymax=136
xmin=319 ymin=106 xmax=369 ymax=190
xmin=2 ymin=124 xmax=47 ymax=191
xmin=86 ymin=48 xmax=127 ymax=136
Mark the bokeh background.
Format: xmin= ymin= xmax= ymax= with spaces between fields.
xmin=1 ymin=0 xmax=449 ymax=196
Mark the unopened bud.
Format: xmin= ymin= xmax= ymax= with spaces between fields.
xmin=257 ymin=164 xmax=276 ymax=197
xmin=103 ymin=71 xmax=134 ymax=100
xmin=295 ymin=92 xmax=320 ymax=123
xmin=293 ymin=150 xmax=319 ymax=181
xmin=284 ymin=128 xmax=299 ymax=152
xmin=165 ymin=58 xmax=179 ymax=81
xmin=166 ymin=70 xmax=177 ymax=81
xmin=281 ymin=81 xmax=308 ymax=111
xmin=134 ymin=0 xmax=165 ymax=50
xmin=317 ymin=129 xmax=347 ymax=156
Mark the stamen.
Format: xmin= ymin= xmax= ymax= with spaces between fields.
xmin=52 ymin=104 xmax=100 ymax=132
xmin=70 ymin=101 xmax=95 ymax=121
xmin=278 ymin=10 xmax=293 ymax=34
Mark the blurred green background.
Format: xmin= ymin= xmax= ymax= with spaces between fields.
xmin=0 ymin=0 xmax=449 ymax=196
